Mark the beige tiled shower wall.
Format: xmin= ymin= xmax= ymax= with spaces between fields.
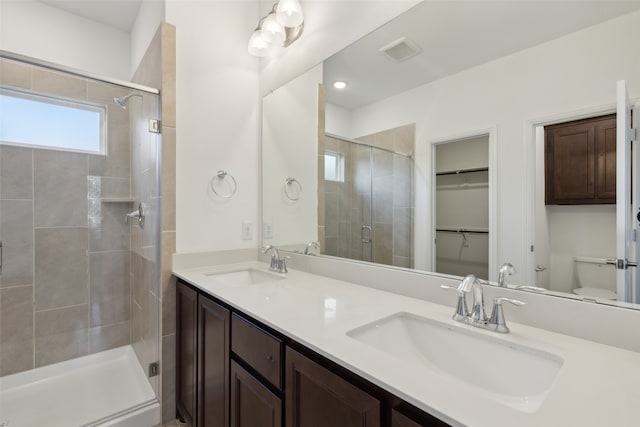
xmin=131 ymin=22 xmax=177 ymax=423
xmin=318 ymin=121 xmax=415 ymax=269
xmin=0 ymin=58 xmax=132 ymax=376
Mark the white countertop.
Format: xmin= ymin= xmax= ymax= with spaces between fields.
xmin=173 ymin=261 xmax=640 ymax=427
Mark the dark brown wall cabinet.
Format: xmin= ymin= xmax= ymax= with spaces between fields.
xmin=176 ymin=281 xmax=230 ymax=427
xmin=286 ymin=347 xmax=381 ymax=427
xmin=545 ymin=114 xmax=616 ymax=204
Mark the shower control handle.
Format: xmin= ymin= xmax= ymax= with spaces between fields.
xmin=125 ymin=203 xmax=145 ymax=228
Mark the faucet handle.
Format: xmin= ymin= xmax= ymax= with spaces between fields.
xmin=488 ymin=297 xmax=525 ymax=333
xmin=440 ymin=285 xmax=470 ymax=321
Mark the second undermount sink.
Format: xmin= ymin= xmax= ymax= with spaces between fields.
xmin=204 ymin=268 xmax=285 ymax=285
xmin=347 ymin=312 xmax=563 ymax=413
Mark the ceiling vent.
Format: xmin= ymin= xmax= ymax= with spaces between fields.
xmin=379 ymin=37 xmax=422 ymax=62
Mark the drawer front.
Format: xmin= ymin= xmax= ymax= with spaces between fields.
xmin=231 ymin=313 xmax=283 ymax=389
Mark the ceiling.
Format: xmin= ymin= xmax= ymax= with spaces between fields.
xmin=324 ymin=1 xmax=640 ymax=110
xmin=39 ymin=0 xmax=143 ymax=32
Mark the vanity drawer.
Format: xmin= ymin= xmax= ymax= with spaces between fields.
xmin=231 ymin=313 xmax=283 ymax=389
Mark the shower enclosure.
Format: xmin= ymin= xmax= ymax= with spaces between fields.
xmin=321 ymin=127 xmax=414 ymax=268
xmin=0 ymin=53 xmax=162 ymax=426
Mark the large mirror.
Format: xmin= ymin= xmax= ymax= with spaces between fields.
xmin=262 ymin=0 xmax=640 ymax=308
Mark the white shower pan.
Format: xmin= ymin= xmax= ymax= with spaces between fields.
xmin=0 ymin=345 xmax=159 ymax=427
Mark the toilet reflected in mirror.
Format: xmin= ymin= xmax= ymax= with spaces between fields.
xmin=572 ymin=257 xmax=617 ymax=300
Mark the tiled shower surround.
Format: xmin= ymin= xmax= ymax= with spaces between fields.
xmin=320 ymin=125 xmax=415 ymax=268
xmin=0 ymin=58 xmax=158 ymax=377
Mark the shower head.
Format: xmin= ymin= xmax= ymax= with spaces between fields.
xmin=113 ymin=93 xmax=142 ymax=109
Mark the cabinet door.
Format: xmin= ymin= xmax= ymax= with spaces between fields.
xmin=176 ymin=282 xmax=198 ymax=426
xmin=285 ymin=347 xmax=380 ymax=427
xmin=390 ymin=407 xmax=451 ymax=427
xmin=231 ymin=360 xmax=282 ymax=427
xmin=545 ymin=121 xmax=597 ymax=203
xmin=545 ymin=114 xmax=617 ymax=204
xmin=198 ymin=295 xmax=230 ymax=427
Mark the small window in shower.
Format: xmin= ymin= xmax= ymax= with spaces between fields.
xmin=324 ymin=150 xmax=345 ymax=182
xmin=0 ymin=87 xmax=106 ymax=154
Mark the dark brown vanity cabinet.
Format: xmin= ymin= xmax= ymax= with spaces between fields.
xmin=286 ymin=347 xmax=381 ymax=427
xmin=231 ymin=360 xmax=282 ymax=427
xmin=176 ymin=279 xmax=451 ymax=427
xmin=198 ymin=294 xmax=231 ymax=427
xmin=230 ymin=313 xmax=283 ymax=427
xmin=177 ymin=282 xmax=198 ymax=426
xmin=176 ymin=281 xmax=230 ymax=427
xmin=545 ymin=114 xmax=617 ymax=205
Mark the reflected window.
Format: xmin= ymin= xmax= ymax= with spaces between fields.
xmin=0 ymin=87 xmax=105 ymax=154
xmin=324 ymin=150 xmax=344 ymax=182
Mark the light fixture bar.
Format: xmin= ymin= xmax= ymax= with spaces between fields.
xmin=248 ymin=1 xmax=304 ymax=57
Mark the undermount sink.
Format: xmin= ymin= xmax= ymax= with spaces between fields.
xmin=347 ymin=312 xmax=563 ymax=412
xmin=204 ymin=268 xmax=285 ymax=285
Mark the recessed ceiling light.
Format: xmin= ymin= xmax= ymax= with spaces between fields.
xmin=333 ymin=81 xmax=348 ymax=89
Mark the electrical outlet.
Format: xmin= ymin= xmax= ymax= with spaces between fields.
xmin=263 ymin=221 xmax=274 ymax=239
xmin=241 ymin=221 xmax=253 ymax=240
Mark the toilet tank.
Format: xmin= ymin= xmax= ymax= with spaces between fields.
xmin=572 ymin=256 xmax=616 ymax=291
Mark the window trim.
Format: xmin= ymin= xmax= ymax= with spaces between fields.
xmin=0 ymin=86 xmax=107 ymax=155
xmin=324 ymin=150 xmax=345 ymax=182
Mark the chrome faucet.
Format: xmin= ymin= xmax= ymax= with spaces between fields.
xmin=303 ymin=241 xmax=320 ymax=255
xmin=442 ymin=274 xmax=525 ymax=333
xmin=498 ymin=262 xmax=516 ymax=287
xmin=263 ymin=245 xmax=288 ymax=273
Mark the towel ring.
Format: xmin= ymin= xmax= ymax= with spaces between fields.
xmin=284 ymin=177 xmax=302 ymax=201
xmin=210 ymin=170 xmax=237 ymax=199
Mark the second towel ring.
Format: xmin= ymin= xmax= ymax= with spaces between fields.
xmin=210 ymin=170 xmax=237 ymax=199
xmin=284 ymin=177 xmax=302 ymax=201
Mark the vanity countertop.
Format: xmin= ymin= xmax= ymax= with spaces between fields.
xmin=173 ymin=261 xmax=640 ymax=427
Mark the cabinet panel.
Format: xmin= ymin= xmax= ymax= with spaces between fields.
xmin=597 ymin=122 xmax=617 ymax=199
xmin=176 ymin=282 xmax=198 ymax=426
xmin=231 ymin=360 xmax=282 ymax=427
xmin=545 ymin=114 xmax=616 ymax=204
xmin=391 ymin=408 xmax=422 ymax=427
xmin=546 ymin=123 xmax=596 ymax=202
xmin=198 ymin=294 xmax=230 ymax=427
xmin=285 ymin=347 xmax=380 ymax=427
xmin=232 ymin=313 xmax=283 ymax=389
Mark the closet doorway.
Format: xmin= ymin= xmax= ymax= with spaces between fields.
xmin=433 ymin=135 xmax=490 ymax=280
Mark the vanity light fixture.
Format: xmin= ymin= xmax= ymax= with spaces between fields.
xmin=248 ymin=0 xmax=304 ymax=57
xmin=333 ymin=81 xmax=348 ymax=89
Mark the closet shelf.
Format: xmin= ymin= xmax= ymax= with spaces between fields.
xmin=435 ymin=167 xmax=488 ymax=176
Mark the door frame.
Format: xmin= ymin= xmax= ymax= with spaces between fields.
xmin=427 ymin=126 xmax=497 ymax=281
xmin=523 ymin=102 xmax=621 ymax=288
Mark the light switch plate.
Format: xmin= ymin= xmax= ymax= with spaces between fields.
xmin=263 ymin=221 xmax=274 ymax=239
xmin=241 ymin=221 xmax=253 ymax=240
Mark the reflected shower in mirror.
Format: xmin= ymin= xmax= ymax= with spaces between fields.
xmin=262 ymin=1 xmax=640 ymax=307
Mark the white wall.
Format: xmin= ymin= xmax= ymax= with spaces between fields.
xmin=259 ymin=0 xmax=420 ymax=95
xmin=346 ymin=9 xmax=640 ymax=284
xmin=262 ymin=64 xmax=321 ymax=248
xmin=166 ymin=1 xmax=261 ymax=253
xmin=325 ymin=102 xmax=353 ymax=137
xmin=130 ymin=0 xmax=166 ymax=77
xmin=0 ymin=0 xmax=131 ymax=80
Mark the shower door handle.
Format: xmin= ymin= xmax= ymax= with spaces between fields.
xmin=361 ymin=225 xmax=372 ymax=244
